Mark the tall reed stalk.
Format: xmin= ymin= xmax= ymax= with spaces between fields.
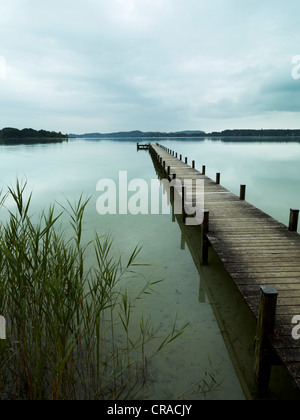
xmin=0 ymin=181 xmax=189 ymax=400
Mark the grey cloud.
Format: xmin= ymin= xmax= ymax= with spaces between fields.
xmin=1 ymin=0 xmax=300 ymax=132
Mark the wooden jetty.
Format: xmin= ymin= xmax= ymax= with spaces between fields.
xmin=137 ymin=143 xmax=150 ymax=150
xmin=149 ymin=143 xmax=300 ymax=394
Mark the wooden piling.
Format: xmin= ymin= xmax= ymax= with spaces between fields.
xmin=202 ymin=165 xmax=206 ymax=175
xmin=289 ymin=209 xmax=299 ymax=232
xmin=216 ymin=173 xmax=221 ymax=185
xmin=254 ymin=286 xmax=278 ymax=389
xmin=240 ymin=185 xmax=246 ymax=201
xmin=201 ymin=210 xmax=210 ymax=265
xmin=182 ymin=185 xmax=186 ymax=224
xmin=170 ymin=175 xmax=176 ymax=202
xmin=192 ymin=160 xmax=195 ymax=169
xmin=203 ymin=210 xmax=209 ymax=234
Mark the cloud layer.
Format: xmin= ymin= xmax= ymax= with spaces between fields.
xmin=1 ymin=0 xmax=300 ymax=133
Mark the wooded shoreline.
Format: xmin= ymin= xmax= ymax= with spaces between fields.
xmin=0 ymin=127 xmax=68 ymax=142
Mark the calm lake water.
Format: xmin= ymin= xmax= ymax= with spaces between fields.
xmin=1 ymin=137 xmax=300 ymax=400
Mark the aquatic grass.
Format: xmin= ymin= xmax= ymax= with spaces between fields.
xmin=0 ymin=181 xmax=192 ymax=400
xmin=176 ymin=358 xmax=224 ymax=400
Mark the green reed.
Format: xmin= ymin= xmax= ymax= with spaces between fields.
xmin=0 ymin=181 xmax=224 ymax=400
xmin=0 ymin=181 xmax=191 ymax=400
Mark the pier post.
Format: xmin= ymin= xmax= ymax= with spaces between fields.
xmin=180 ymin=154 xmax=182 ymax=161
xmin=170 ymin=174 xmax=176 ymax=202
xmin=289 ymin=209 xmax=299 ymax=232
xmin=182 ymin=185 xmax=186 ymax=224
xmin=201 ymin=210 xmax=210 ymax=265
xmin=254 ymin=286 xmax=278 ymax=389
xmin=192 ymin=160 xmax=195 ymax=169
xmin=185 ymin=157 xmax=188 ymax=164
xmin=216 ymin=173 xmax=221 ymax=185
xmin=240 ymin=185 xmax=246 ymax=201
xmin=202 ymin=165 xmax=206 ymax=175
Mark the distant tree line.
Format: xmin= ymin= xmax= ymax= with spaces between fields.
xmin=68 ymin=130 xmax=205 ymax=139
xmin=206 ymin=129 xmax=300 ymax=137
xmin=0 ymin=127 xmax=68 ymax=140
xmin=69 ymin=129 xmax=300 ymax=139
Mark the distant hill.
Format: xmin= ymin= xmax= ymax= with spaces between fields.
xmin=175 ymin=130 xmax=205 ymax=135
xmin=207 ymin=129 xmax=300 ymax=137
xmin=69 ymin=129 xmax=300 ymax=140
xmin=68 ymin=130 xmax=205 ymax=138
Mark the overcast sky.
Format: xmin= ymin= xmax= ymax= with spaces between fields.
xmin=1 ymin=0 xmax=300 ymax=134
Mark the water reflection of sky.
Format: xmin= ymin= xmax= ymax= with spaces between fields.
xmin=0 ymin=138 xmax=299 ymax=399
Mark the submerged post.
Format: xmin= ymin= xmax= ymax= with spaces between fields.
xmin=289 ymin=209 xmax=299 ymax=232
xmin=254 ymin=286 xmax=278 ymax=389
xmin=201 ymin=210 xmax=210 ymax=265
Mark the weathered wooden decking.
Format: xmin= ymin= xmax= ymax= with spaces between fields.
xmin=149 ymin=143 xmax=300 ymax=394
